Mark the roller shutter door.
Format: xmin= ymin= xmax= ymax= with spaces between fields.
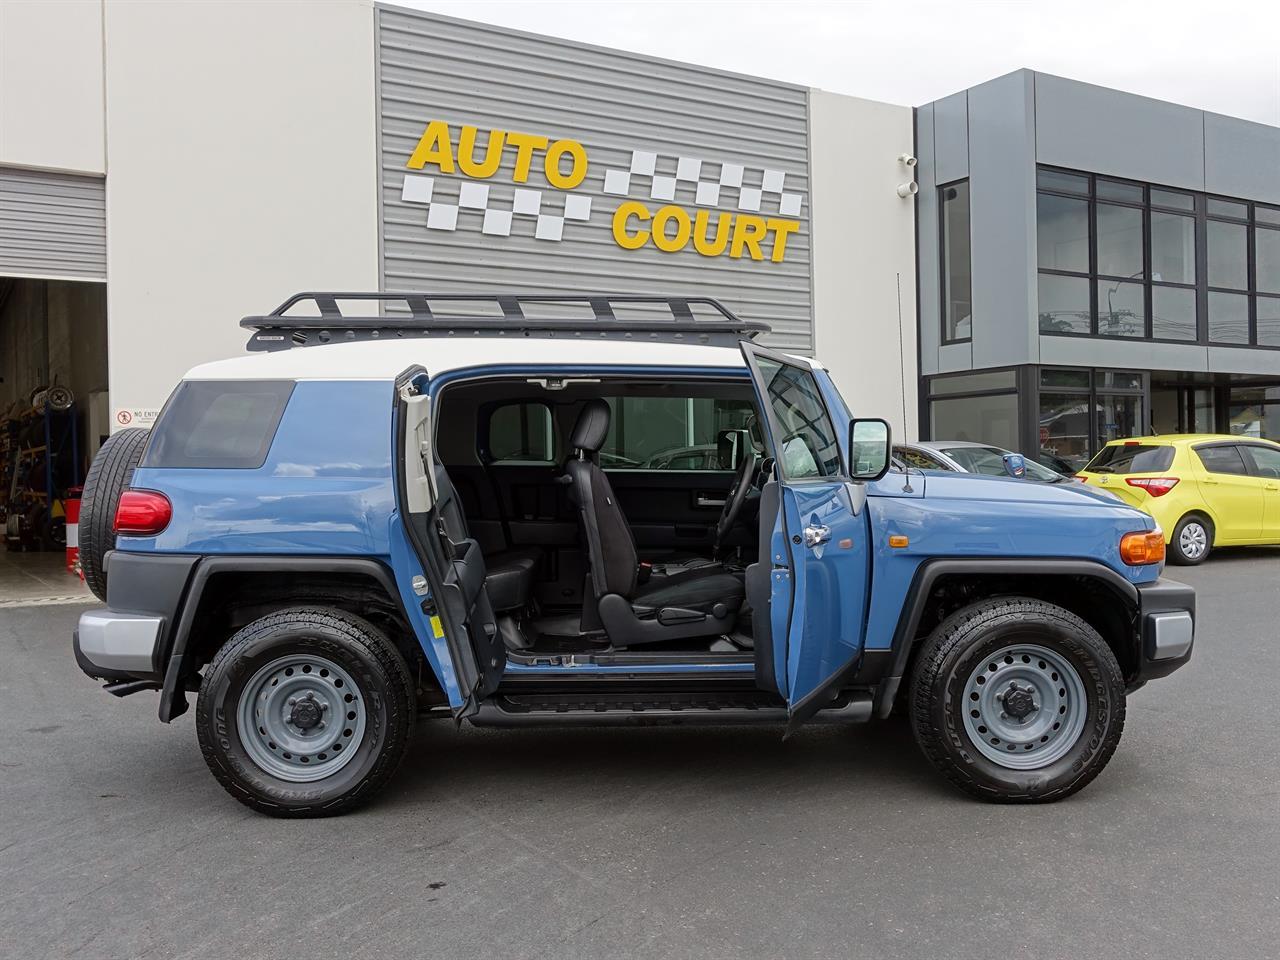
xmin=0 ymin=166 xmax=106 ymax=281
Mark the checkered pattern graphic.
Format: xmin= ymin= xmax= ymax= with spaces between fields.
xmin=400 ymin=174 xmax=592 ymax=241
xmin=601 ymin=150 xmax=804 ymax=217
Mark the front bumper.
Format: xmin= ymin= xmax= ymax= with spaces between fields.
xmin=1131 ymin=576 xmax=1195 ymax=686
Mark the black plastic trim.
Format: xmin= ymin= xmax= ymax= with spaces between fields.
xmin=1131 ymin=577 xmax=1196 ymax=685
xmin=871 ymin=557 xmax=1142 ymax=718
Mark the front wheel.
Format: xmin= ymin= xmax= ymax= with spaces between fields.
xmin=196 ymin=607 xmax=415 ymax=817
xmin=909 ymin=597 xmax=1125 ymax=803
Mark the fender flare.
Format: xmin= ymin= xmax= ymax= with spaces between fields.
xmin=159 ymin=556 xmax=417 ymax=723
xmin=871 ymin=557 xmax=1140 ymax=719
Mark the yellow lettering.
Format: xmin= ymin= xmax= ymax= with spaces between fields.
xmin=406 ymin=120 xmax=455 ymax=172
xmin=692 ymin=210 xmax=732 ymax=257
xmin=612 ymin=201 xmax=651 ymax=250
xmin=730 ymin=214 xmax=768 ymax=260
xmin=545 ymin=139 xmax=588 ymax=189
xmin=506 ymin=130 xmax=549 ymax=183
xmin=457 ymin=126 xmax=505 ymax=179
xmin=652 ymin=205 xmax=692 ymax=253
xmin=766 ymin=219 xmax=800 ymax=263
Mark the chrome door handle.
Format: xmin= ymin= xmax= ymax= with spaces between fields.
xmin=803 ymin=524 xmax=831 ymax=549
xmin=695 ymin=495 xmax=726 ymax=508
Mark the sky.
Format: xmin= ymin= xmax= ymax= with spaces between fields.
xmin=402 ymin=0 xmax=1280 ymax=126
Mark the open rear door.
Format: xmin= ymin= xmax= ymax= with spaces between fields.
xmin=740 ymin=344 xmax=873 ymax=726
xmin=392 ymin=368 xmax=504 ymax=718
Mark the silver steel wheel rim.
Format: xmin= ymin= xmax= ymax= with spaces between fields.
xmin=961 ymin=643 xmax=1088 ymax=770
xmin=1179 ymin=522 xmax=1208 ymax=559
xmin=236 ymin=654 xmax=367 ymax=783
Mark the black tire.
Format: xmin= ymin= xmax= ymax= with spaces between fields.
xmin=78 ymin=427 xmax=150 ymax=600
xmin=1167 ymin=513 xmax=1213 ymax=566
xmin=909 ymin=597 xmax=1125 ymax=803
xmin=196 ymin=607 xmax=415 ymax=818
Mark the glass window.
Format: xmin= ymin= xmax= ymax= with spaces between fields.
xmin=1096 ymin=203 xmax=1144 ymax=278
xmin=1208 ymin=220 xmax=1248 ymax=289
xmin=1039 ymin=392 xmax=1092 ymax=469
xmin=1151 ymin=211 xmax=1196 ymax=284
xmin=754 ymin=357 xmax=842 ymax=479
xmin=1257 ymin=206 xmax=1280 ymax=227
xmin=1256 ymin=227 xmax=1280 ymax=294
xmin=1096 ymin=370 xmax=1144 ymax=391
xmin=1084 ymin=444 xmax=1175 ymax=474
xmin=1207 ymin=197 xmax=1248 ymax=219
xmin=487 ymin=402 xmax=555 ymax=463
xmin=1208 ymin=291 xmax=1250 ymax=344
xmin=940 ymin=181 xmax=972 ymax=342
xmin=1258 ymin=297 xmax=1280 ymax=347
xmin=1228 ymin=387 xmax=1280 ymax=438
xmin=896 ymin=446 xmax=951 ymax=471
xmin=1243 ymin=444 xmax=1280 ymax=478
xmin=143 ymin=380 xmax=295 ymax=469
xmin=1097 ymin=280 xmax=1145 ymax=337
xmin=601 ymin=396 xmax=756 ymax=470
xmin=1037 ymin=169 xmax=1089 ymax=194
xmin=930 ymin=393 xmax=1018 ymax=450
xmin=1040 ymin=369 xmax=1090 ymax=389
xmin=939 ymin=445 xmax=1060 ymax=480
xmin=1151 ymin=286 xmax=1198 ymax=341
xmin=1038 ymin=274 xmax=1091 ymax=334
xmin=1037 ymin=193 xmax=1090 ymax=272
xmin=1098 ymin=394 xmax=1145 ymax=445
xmin=1096 ymin=179 xmax=1143 ymax=204
xmin=1195 ymin=444 xmax=1249 ymax=475
xmin=928 ymin=370 xmax=1017 ymax=395
xmin=1150 ymin=188 xmax=1195 ymax=211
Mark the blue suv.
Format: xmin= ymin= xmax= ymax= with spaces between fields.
xmin=72 ymin=293 xmax=1195 ymax=816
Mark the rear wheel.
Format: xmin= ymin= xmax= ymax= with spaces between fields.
xmin=1168 ymin=514 xmax=1212 ymax=565
xmin=196 ymin=607 xmax=415 ymax=817
xmin=909 ymin=597 xmax=1125 ymax=803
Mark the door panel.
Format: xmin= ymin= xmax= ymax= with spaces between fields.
xmin=1192 ymin=444 xmax=1262 ymax=542
xmin=1241 ymin=445 xmax=1280 ymax=539
xmin=740 ymin=342 xmax=872 ymax=721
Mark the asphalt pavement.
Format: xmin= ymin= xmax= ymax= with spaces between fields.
xmin=2 ymin=551 xmax=1279 ymax=959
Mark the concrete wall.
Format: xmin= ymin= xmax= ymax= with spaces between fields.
xmin=0 ymin=0 xmax=105 ymax=175
xmin=101 ymin=0 xmax=380 ymax=422
xmin=808 ymin=90 xmax=918 ymax=439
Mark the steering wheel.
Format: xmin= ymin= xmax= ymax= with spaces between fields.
xmin=716 ymin=450 xmax=759 ymax=549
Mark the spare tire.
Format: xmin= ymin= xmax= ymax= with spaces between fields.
xmin=79 ymin=428 xmax=150 ymax=601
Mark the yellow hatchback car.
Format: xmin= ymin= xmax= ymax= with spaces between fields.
xmin=1078 ymin=435 xmax=1280 ymax=565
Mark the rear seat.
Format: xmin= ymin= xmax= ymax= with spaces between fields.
xmin=433 ymin=465 xmax=540 ymax=612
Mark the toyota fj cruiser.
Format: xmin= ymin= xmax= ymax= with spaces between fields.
xmin=73 ymin=293 xmax=1195 ymax=816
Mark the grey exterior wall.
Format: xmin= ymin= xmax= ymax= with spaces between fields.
xmin=375 ymin=7 xmax=814 ymax=351
xmin=916 ymin=69 xmax=1280 ymax=377
xmin=0 ymin=166 xmax=106 ymax=280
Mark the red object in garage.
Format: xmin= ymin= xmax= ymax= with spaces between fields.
xmin=65 ymin=487 xmax=82 ymax=576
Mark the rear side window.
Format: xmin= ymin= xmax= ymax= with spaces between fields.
xmin=486 ymin=402 xmax=555 ymax=464
xmin=1085 ymin=443 xmax=1175 ymax=474
xmin=143 ymin=380 xmax=295 ymax=469
xmin=1194 ymin=444 xmax=1248 ymax=476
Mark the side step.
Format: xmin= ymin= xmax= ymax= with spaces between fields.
xmin=469 ymin=691 xmax=872 ymax=728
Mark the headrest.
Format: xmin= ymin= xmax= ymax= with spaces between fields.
xmin=570 ymin=399 xmax=611 ymax=452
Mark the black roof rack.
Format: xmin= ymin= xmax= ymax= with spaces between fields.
xmin=240 ymin=292 xmax=771 ymax=351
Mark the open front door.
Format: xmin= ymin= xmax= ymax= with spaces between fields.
xmin=741 ymin=344 xmax=873 ymax=726
xmin=392 ymin=368 xmax=504 ymax=718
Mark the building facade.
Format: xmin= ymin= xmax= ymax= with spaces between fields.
xmin=916 ymin=70 xmax=1280 ymax=468
xmin=0 ymin=0 xmax=918 ymax=454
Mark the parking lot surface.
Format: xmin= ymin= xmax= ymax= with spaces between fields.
xmin=2 ymin=553 xmax=1279 ymax=960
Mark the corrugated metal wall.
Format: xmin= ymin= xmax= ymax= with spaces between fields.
xmin=0 ymin=167 xmax=106 ymax=281
xmin=375 ymin=8 xmax=814 ymax=352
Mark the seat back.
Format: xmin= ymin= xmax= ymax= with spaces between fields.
xmin=565 ymin=400 xmax=637 ymax=599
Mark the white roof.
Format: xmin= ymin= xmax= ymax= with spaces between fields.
xmin=184 ymin=337 xmax=757 ymax=381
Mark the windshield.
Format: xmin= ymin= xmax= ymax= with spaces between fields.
xmin=1084 ymin=443 xmax=1175 ymax=474
xmin=940 ymin=445 xmax=1064 ymax=481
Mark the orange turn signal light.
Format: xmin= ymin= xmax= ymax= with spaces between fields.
xmin=888 ymin=535 xmax=909 ymax=548
xmin=1120 ymin=530 xmax=1165 ymax=565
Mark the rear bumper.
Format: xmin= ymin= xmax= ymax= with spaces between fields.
xmin=1131 ymin=576 xmax=1195 ymax=686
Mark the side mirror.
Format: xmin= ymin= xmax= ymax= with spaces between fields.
xmin=848 ymin=418 xmax=892 ymax=482
xmin=1002 ymin=453 xmax=1027 ymax=478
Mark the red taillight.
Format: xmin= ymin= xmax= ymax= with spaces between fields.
xmin=114 ymin=490 xmax=172 ymax=535
xmin=1125 ymin=477 xmax=1180 ymax=497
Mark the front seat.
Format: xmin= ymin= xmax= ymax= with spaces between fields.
xmin=565 ymin=399 xmax=744 ymax=646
